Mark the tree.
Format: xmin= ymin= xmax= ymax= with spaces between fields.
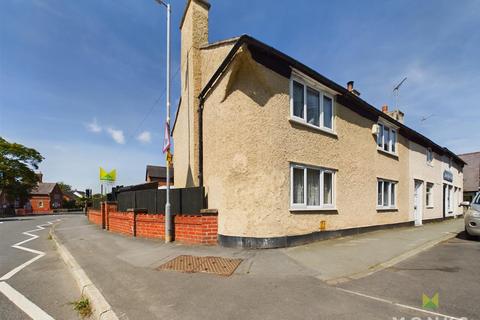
xmin=0 ymin=137 xmax=44 ymax=203
xmin=57 ymin=182 xmax=73 ymax=194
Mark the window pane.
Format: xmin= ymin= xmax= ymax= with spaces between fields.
xmin=383 ymin=181 xmax=389 ymax=206
xmin=307 ymin=169 xmax=320 ymax=206
xmin=377 ymin=181 xmax=383 ymax=206
xmin=323 ymin=172 xmax=333 ymax=205
xmin=293 ymin=168 xmax=304 ymax=204
xmin=383 ymin=128 xmax=390 ymax=151
xmin=293 ymin=81 xmax=304 ymax=118
xmin=390 ymin=183 xmax=395 ymax=206
xmin=391 ymin=130 xmax=396 ymax=153
xmin=377 ymin=124 xmax=383 ymax=147
xmin=323 ymin=95 xmax=333 ymax=129
xmin=307 ymin=87 xmax=320 ymax=126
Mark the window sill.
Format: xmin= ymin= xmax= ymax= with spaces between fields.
xmin=290 ymin=207 xmax=337 ymax=213
xmin=426 ymin=162 xmax=434 ymax=167
xmin=289 ymin=118 xmax=337 ymax=138
xmin=377 ymin=148 xmax=399 ymax=158
xmin=426 ymin=206 xmax=434 ymax=209
xmin=376 ymin=207 xmax=398 ymax=212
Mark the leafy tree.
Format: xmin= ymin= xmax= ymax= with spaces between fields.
xmin=0 ymin=137 xmax=44 ymax=203
xmin=57 ymin=182 xmax=73 ymax=194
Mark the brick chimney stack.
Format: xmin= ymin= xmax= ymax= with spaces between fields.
xmin=346 ymin=81 xmax=361 ymax=96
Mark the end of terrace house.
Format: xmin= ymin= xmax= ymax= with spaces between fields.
xmin=170 ymin=0 xmax=465 ymax=248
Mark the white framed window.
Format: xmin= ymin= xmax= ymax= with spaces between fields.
xmin=426 ymin=148 xmax=433 ymax=165
xmin=290 ymin=78 xmax=335 ymax=132
xmin=377 ymin=179 xmax=397 ymax=209
xmin=426 ymin=183 xmax=434 ymax=208
xmin=377 ymin=123 xmax=397 ymax=155
xmin=290 ymin=163 xmax=335 ymax=210
xmin=38 ymin=201 xmax=44 ymax=208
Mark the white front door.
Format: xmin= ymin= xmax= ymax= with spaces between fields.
xmin=414 ymin=180 xmax=423 ymax=226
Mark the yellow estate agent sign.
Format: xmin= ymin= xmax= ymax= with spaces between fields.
xmin=99 ymin=167 xmax=116 ymax=182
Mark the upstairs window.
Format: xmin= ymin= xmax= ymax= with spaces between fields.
xmin=377 ymin=179 xmax=397 ymax=209
xmin=291 ymin=79 xmax=334 ymax=131
xmin=377 ymin=123 xmax=397 ymax=155
xmin=427 ymin=148 xmax=433 ymax=164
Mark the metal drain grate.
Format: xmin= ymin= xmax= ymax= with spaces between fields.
xmin=157 ymin=255 xmax=243 ymax=276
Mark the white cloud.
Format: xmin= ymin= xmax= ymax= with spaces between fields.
xmin=136 ymin=131 xmax=151 ymax=144
xmin=86 ymin=118 xmax=102 ymax=133
xmin=107 ymin=128 xmax=125 ymax=144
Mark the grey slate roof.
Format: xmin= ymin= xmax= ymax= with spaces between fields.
xmin=459 ymin=152 xmax=480 ymax=192
xmin=30 ymin=183 xmax=57 ymax=195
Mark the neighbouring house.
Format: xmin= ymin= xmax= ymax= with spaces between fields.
xmin=29 ymin=182 xmax=63 ymax=213
xmin=458 ymin=151 xmax=480 ymax=202
xmin=145 ymin=165 xmax=174 ymax=187
xmin=171 ymin=0 xmax=465 ymax=248
xmin=63 ymin=191 xmax=77 ymax=202
xmin=72 ymin=189 xmax=85 ymax=199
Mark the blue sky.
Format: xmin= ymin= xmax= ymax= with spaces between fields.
xmin=1 ymin=0 xmax=479 ymax=192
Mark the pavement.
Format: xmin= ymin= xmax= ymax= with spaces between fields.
xmin=49 ymin=215 xmax=479 ymax=320
xmin=0 ymin=215 xmax=82 ymax=320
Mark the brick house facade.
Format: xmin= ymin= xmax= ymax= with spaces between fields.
xmin=29 ymin=183 xmax=63 ymax=213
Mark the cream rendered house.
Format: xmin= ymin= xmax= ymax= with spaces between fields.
xmin=172 ymin=0 xmax=465 ymax=248
xmin=408 ymin=141 xmax=463 ymax=227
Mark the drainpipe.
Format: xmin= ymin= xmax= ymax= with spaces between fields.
xmin=198 ymin=97 xmax=204 ymax=187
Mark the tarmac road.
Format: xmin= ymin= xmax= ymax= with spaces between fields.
xmin=0 ymin=215 xmax=82 ymax=320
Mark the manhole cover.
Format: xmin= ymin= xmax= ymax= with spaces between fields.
xmin=157 ymin=255 xmax=243 ymax=276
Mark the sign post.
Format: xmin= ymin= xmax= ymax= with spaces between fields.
xmin=99 ymin=167 xmax=116 ymax=197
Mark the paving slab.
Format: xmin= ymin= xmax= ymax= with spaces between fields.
xmin=284 ymin=219 xmax=464 ymax=281
xmin=51 ymin=215 xmax=468 ymax=319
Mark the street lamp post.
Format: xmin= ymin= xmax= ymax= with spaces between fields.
xmin=154 ymin=0 xmax=172 ymax=243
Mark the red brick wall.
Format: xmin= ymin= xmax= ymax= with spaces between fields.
xmin=174 ymin=214 xmax=218 ymax=245
xmin=88 ymin=209 xmax=102 ymax=226
xmin=30 ymin=196 xmax=52 ymax=213
xmin=136 ymin=214 xmax=165 ymax=239
xmin=108 ymin=211 xmax=134 ymax=236
xmin=86 ymin=204 xmax=218 ymax=245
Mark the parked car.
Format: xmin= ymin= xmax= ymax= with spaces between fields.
xmin=461 ymin=192 xmax=480 ymax=239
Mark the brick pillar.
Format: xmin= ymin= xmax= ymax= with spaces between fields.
xmin=106 ymin=202 xmax=117 ymax=231
xmin=101 ymin=202 xmax=106 ymax=229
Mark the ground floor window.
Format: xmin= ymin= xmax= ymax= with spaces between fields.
xmin=291 ymin=164 xmax=335 ymax=209
xmin=38 ymin=201 xmax=44 ymax=208
xmin=377 ymin=179 xmax=396 ymax=209
xmin=426 ymin=183 xmax=434 ymax=208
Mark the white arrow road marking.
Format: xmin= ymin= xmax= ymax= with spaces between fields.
xmin=0 ymin=219 xmax=61 ymax=319
xmin=0 ymin=281 xmax=55 ymax=320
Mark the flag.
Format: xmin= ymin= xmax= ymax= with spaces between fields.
xmin=163 ymin=122 xmax=171 ymax=153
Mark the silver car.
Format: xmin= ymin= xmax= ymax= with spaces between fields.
xmin=462 ymin=193 xmax=480 ymax=239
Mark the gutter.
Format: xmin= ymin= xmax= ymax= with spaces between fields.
xmin=195 ymin=34 xmax=466 ymax=185
xmin=198 ymin=97 xmax=204 ymax=187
